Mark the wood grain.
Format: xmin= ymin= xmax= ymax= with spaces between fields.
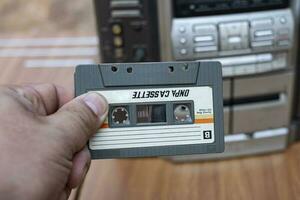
xmin=79 ymin=145 xmax=300 ymax=200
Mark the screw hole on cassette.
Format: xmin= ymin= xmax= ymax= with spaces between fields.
xmin=182 ymin=64 xmax=189 ymax=71
xmin=127 ymin=67 xmax=133 ymax=73
xmin=111 ymin=66 xmax=118 ymax=72
xmin=168 ymin=66 xmax=174 ymax=73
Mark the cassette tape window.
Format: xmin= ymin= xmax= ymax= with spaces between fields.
xmin=136 ymin=104 xmax=167 ymax=124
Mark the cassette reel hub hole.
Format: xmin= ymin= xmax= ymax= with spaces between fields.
xmin=111 ymin=66 xmax=118 ymax=72
xmin=182 ymin=64 xmax=189 ymax=71
xmin=168 ymin=66 xmax=174 ymax=72
xmin=111 ymin=107 xmax=130 ymax=125
xmin=174 ymin=104 xmax=192 ymax=123
xmin=127 ymin=67 xmax=133 ymax=73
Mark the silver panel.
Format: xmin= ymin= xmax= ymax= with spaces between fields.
xmin=204 ymin=52 xmax=287 ymax=77
xmin=234 ymin=72 xmax=293 ymax=97
xmin=171 ymin=9 xmax=294 ymax=61
xmin=157 ymin=0 xmax=300 ymax=160
xmin=166 ymin=128 xmax=288 ymax=162
xmin=233 ymin=72 xmax=294 ymax=134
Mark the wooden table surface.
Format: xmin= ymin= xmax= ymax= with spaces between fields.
xmin=1 ymin=1 xmax=300 ymax=199
xmin=0 ymin=44 xmax=300 ymax=200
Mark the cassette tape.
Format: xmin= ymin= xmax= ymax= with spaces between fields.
xmin=75 ymin=61 xmax=224 ymax=159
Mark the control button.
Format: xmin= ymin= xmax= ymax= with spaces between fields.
xmin=256 ymin=54 xmax=273 ymax=63
xmin=112 ymin=24 xmax=122 ymax=35
xmin=194 ymin=35 xmax=214 ymax=43
xmin=251 ymin=18 xmax=273 ymax=27
xmin=278 ymin=29 xmax=289 ymax=36
xmin=228 ymin=36 xmax=242 ymax=44
xmin=111 ymin=10 xmax=141 ymax=18
xmin=180 ymin=49 xmax=188 ymax=55
xmin=273 ymin=53 xmax=287 ymax=69
xmin=280 ymin=16 xmax=287 ymax=24
xmin=277 ymin=28 xmax=290 ymax=42
xmin=251 ymin=40 xmax=273 ymax=48
xmin=219 ymin=21 xmax=249 ymax=51
xmin=278 ymin=40 xmax=290 ymax=47
xmin=114 ymin=48 xmax=124 ymax=59
xmin=254 ymin=30 xmax=274 ymax=38
xmin=179 ymin=26 xmax=186 ymax=33
xmin=110 ymin=0 xmax=140 ymax=8
xmin=194 ymin=46 xmax=217 ymax=53
xmin=193 ymin=24 xmax=216 ymax=34
xmin=180 ymin=38 xmax=187 ymax=44
xmin=113 ymin=36 xmax=123 ymax=47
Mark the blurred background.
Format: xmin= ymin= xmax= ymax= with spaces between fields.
xmin=0 ymin=0 xmax=95 ymax=35
xmin=1 ymin=0 xmax=300 ymax=200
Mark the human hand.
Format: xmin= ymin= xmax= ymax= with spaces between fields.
xmin=0 ymin=84 xmax=108 ymax=200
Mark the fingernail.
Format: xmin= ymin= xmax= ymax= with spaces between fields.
xmin=83 ymin=93 xmax=108 ymax=118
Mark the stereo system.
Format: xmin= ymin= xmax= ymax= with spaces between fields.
xmin=94 ymin=0 xmax=300 ymax=160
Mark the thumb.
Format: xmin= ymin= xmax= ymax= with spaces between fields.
xmin=49 ymin=92 xmax=108 ymax=153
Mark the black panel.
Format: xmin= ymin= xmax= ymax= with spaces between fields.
xmin=173 ymin=0 xmax=290 ymax=18
xmin=94 ymin=0 xmax=160 ymax=62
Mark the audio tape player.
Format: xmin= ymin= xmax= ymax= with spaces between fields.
xmin=94 ymin=0 xmax=300 ymax=160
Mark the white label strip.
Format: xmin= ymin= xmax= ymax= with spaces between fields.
xmin=24 ymin=59 xmax=95 ymax=68
xmin=92 ymin=135 xmax=203 ymax=146
xmin=0 ymin=47 xmax=98 ymax=57
xmin=93 ymin=132 xmax=203 ymax=142
xmin=92 ymin=140 xmax=207 ymax=150
xmin=95 ymin=124 xmax=202 ymax=137
xmin=0 ymin=36 xmax=98 ymax=47
xmin=91 ymin=123 xmax=214 ymax=150
xmin=91 ymin=124 xmax=214 ymax=150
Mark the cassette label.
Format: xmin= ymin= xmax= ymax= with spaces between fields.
xmin=90 ymin=86 xmax=215 ymax=150
xmin=75 ymin=61 xmax=224 ymax=159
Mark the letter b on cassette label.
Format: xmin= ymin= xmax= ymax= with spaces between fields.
xmin=203 ymin=130 xmax=212 ymax=139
